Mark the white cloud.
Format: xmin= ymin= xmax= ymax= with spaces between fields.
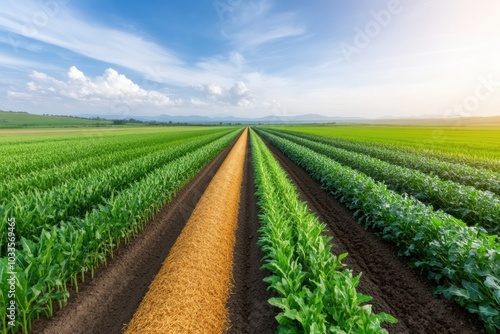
xmin=0 ymin=2 xmax=234 ymax=87
xmin=220 ymin=0 xmax=305 ymax=51
xmin=11 ymin=66 xmax=175 ymax=108
xmin=199 ymin=81 xmax=254 ymax=107
xmin=6 ymin=65 xmax=291 ymax=117
xmin=7 ymin=91 xmax=31 ymax=99
xmin=230 ymin=81 xmax=249 ymax=96
xmin=228 ymin=81 xmax=251 ymax=106
xmin=0 ymin=53 xmax=49 ymax=69
xmin=204 ymin=83 xmax=224 ymax=96
xmin=68 ymin=66 xmax=85 ymax=80
xmin=189 ymin=98 xmax=207 ymax=106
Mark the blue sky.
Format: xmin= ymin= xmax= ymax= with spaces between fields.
xmin=1 ymin=0 xmax=499 ymax=118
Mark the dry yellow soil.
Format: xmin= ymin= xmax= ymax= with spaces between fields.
xmin=125 ymin=128 xmax=248 ymax=334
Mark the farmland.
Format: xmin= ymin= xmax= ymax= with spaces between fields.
xmin=279 ymin=125 xmax=500 ymax=169
xmin=0 ymin=111 xmax=113 ymax=129
xmin=1 ymin=124 xmax=498 ymax=333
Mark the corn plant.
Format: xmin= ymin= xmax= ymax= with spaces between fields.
xmin=0 ymin=129 xmax=242 ymax=333
xmin=267 ymin=127 xmax=500 ymax=172
xmin=268 ymin=129 xmax=500 ymax=195
xmin=256 ymin=129 xmax=500 ymax=333
xmin=0 ymin=130 xmax=232 ymax=253
xmin=264 ymin=129 xmax=500 ymax=234
xmin=251 ymin=129 xmax=396 ymax=333
xmin=0 ymin=128 xmax=226 ymax=202
xmin=0 ymin=127 xmax=226 ymax=181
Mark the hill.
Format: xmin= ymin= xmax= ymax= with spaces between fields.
xmin=0 ymin=111 xmax=112 ymax=128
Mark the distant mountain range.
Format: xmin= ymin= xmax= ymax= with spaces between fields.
xmin=77 ymin=113 xmax=364 ymax=124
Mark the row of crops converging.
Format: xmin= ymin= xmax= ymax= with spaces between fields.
xmin=0 ymin=128 xmax=242 ymax=333
xmin=0 ymin=126 xmax=498 ymax=333
xmin=255 ymin=127 xmax=499 ymax=333
xmin=124 ymin=129 xmax=397 ymax=333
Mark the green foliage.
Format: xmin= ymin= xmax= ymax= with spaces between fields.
xmin=0 ymin=128 xmax=226 ymax=201
xmin=274 ymin=129 xmax=500 ymax=195
xmin=256 ymin=128 xmax=500 ymax=334
xmin=0 ymin=130 xmax=232 ymax=249
xmin=0 ymin=129 xmax=242 ymax=333
xmin=274 ymin=125 xmax=500 ymax=170
xmin=250 ymin=129 xmax=396 ymax=333
xmin=264 ymin=129 xmax=500 ymax=234
xmin=0 ymin=111 xmax=112 ymax=128
xmin=0 ymin=127 xmax=227 ymax=181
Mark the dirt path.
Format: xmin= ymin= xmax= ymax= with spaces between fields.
xmin=264 ymin=140 xmax=487 ymax=334
xmin=125 ymin=129 xmax=247 ymax=333
xmin=226 ymin=134 xmax=279 ymax=333
xmin=30 ymin=139 xmax=236 ymax=334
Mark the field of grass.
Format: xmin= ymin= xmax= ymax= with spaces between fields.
xmin=276 ymin=125 xmax=500 ymax=164
xmin=0 ymin=111 xmax=113 ymax=128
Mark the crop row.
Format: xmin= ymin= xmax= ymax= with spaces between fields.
xmin=279 ymin=127 xmax=500 ymax=172
xmin=256 ymin=129 xmax=500 ymax=333
xmin=0 ymin=130 xmax=232 ymax=252
xmin=273 ymin=129 xmax=500 ymax=195
xmin=0 ymin=129 xmax=242 ymax=333
xmin=264 ymin=129 xmax=500 ymax=234
xmin=0 ymin=134 xmax=142 ymax=180
xmin=251 ymin=130 xmax=396 ymax=333
xmin=382 ymin=140 xmax=500 ymax=172
xmin=0 ymin=128 xmax=225 ymax=181
xmin=0 ymin=129 xmax=231 ymax=202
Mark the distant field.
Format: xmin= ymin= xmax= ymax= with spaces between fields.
xmin=275 ymin=124 xmax=500 ymax=162
xmin=0 ymin=126 xmax=230 ymax=144
xmin=0 ymin=111 xmax=113 ymax=128
xmin=356 ymin=115 xmax=500 ymax=127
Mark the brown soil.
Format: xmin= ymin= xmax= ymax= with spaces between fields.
xmin=29 ymin=139 xmax=236 ymax=334
xmin=226 ymin=133 xmax=279 ymax=334
xmin=264 ymin=140 xmax=487 ymax=334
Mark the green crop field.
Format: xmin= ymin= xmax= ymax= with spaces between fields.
xmin=0 ymin=126 xmax=229 ymax=144
xmin=1 ymin=122 xmax=499 ymax=334
xmin=256 ymin=127 xmax=500 ymax=332
xmin=0 ymin=125 xmax=242 ymax=333
xmin=0 ymin=111 xmax=113 ymax=128
xmin=274 ymin=125 xmax=500 ymax=169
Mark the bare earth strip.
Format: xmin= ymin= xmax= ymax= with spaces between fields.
xmin=226 ymin=133 xmax=279 ymax=333
xmin=125 ymin=129 xmax=248 ymax=333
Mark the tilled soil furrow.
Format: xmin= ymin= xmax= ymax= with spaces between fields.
xmin=264 ymin=139 xmax=486 ymax=334
xmin=125 ymin=129 xmax=247 ymax=333
xmin=226 ymin=133 xmax=279 ymax=334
